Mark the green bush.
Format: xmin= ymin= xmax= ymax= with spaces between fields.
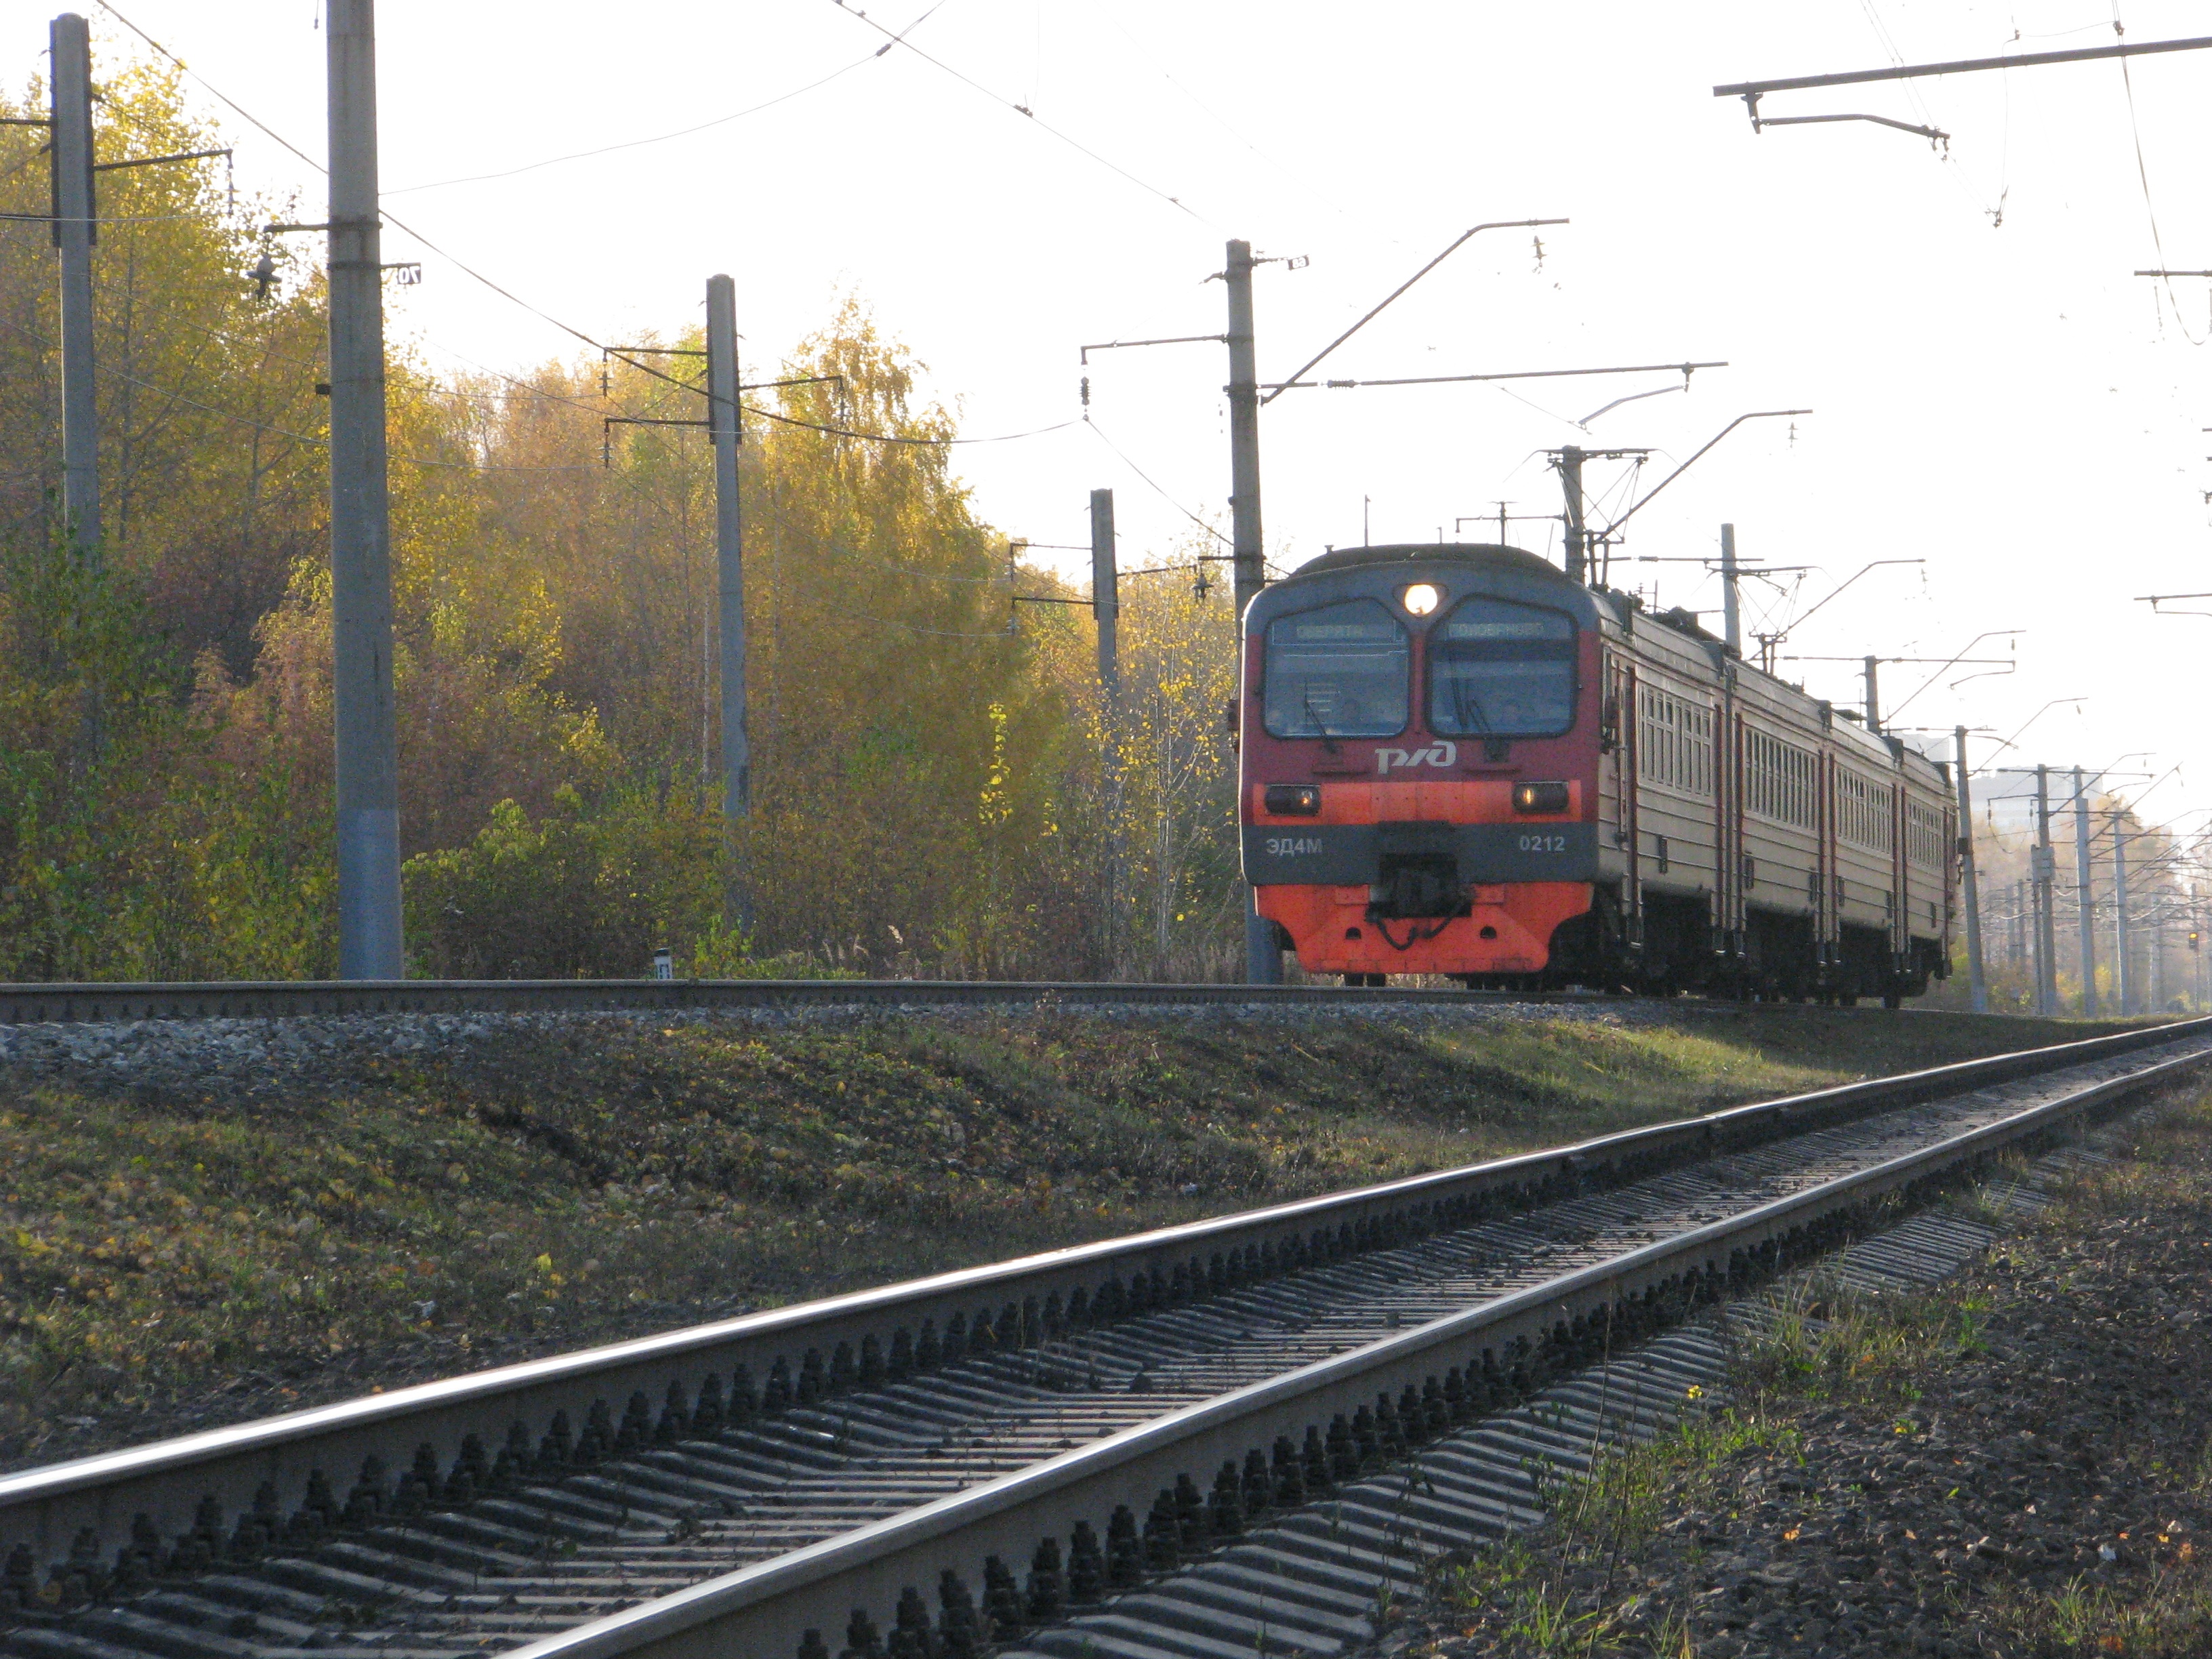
xmin=403 ymin=785 xmax=724 ymax=978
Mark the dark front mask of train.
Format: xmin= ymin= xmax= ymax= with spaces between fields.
xmin=1237 ymin=544 xmax=1601 ymax=981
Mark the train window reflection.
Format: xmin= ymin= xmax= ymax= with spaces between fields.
xmin=1264 ymin=600 xmax=1409 ymax=738
xmin=1429 ymin=597 xmax=1576 ymax=737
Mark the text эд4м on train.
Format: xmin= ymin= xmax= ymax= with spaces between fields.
xmin=1239 ymin=543 xmax=1954 ymax=1004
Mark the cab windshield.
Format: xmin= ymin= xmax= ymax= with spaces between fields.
xmin=1427 ymin=596 xmax=1576 ymax=737
xmin=1263 ymin=599 xmax=1408 ymax=738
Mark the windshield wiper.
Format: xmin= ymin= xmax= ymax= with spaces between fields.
xmin=1303 ymin=692 xmax=1343 ymax=754
xmin=1452 ymin=680 xmax=1494 ymax=736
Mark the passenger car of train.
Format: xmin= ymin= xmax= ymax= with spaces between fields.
xmin=1239 ymin=543 xmax=1956 ymax=1002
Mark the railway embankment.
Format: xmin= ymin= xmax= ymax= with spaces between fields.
xmin=0 ymin=1004 xmax=2127 ymax=1479
xmin=1378 ymin=1086 xmax=2212 ymax=1658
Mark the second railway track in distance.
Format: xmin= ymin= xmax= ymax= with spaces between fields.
xmin=0 ymin=978 xmax=1764 ymax=1027
xmin=4 ymin=1020 xmax=2207 ymax=1659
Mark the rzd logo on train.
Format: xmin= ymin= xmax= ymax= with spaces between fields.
xmin=1374 ymin=742 xmax=1457 ymax=775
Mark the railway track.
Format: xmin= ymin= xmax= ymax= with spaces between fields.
xmin=3 ymin=1019 xmax=2207 ymax=1659
xmin=0 ymin=978 xmax=1719 ymax=1026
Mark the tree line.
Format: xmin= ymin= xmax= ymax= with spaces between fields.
xmin=0 ymin=58 xmax=1244 ymax=982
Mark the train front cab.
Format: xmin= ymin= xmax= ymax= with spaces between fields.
xmin=1239 ymin=546 xmax=1603 ymax=983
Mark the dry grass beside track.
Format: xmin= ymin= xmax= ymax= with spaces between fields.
xmin=0 ymin=1004 xmax=2127 ymax=1473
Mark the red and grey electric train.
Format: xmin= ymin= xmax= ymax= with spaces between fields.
xmin=1239 ymin=543 xmax=1957 ymax=1002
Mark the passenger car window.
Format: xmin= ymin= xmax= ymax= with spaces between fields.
xmin=1263 ymin=599 xmax=1409 ymax=738
xmin=1428 ymin=596 xmax=1576 ymax=737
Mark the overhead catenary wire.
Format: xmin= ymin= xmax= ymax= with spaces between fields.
xmin=7 ymin=319 xmax=1046 ymax=613
xmin=1488 ymin=380 xmax=1579 ymax=426
xmin=825 ymin=0 xmax=1210 ymax=225
xmin=88 ymin=1 xmax=1076 ymax=449
xmin=0 ymin=207 xmax=207 ymax=225
xmin=0 ymin=310 xmax=605 ymax=474
xmin=1101 ymin=13 xmax=1358 ymax=227
xmin=390 ymin=224 xmax=1075 ymax=443
xmin=0 ymin=146 xmax=43 ymax=187
xmin=1259 ymin=220 xmax=1575 ymax=407
xmin=747 ymin=494 xmax=1019 ymax=590
xmin=92 ymin=2 xmax=319 ymax=171
xmin=847 ymin=613 xmax=1012 ymax=638
xmin=6 ymin=287 xmax=1048 ymax=476
xmin=381 ymin=50 xmax=884 ymax=197
xmin=81 ymin=2 xmax=683 ymax=383
xmin=8 ymin=323 xmax=1057 ymax=628
xmin=1082 ymin=417 xmax=1232 ymax=549
xmin=750 ymin=405 xmax=1081 ymax=446
xmin=2109 ymin=5 xmax=2208 ymax=346
xmin=143 ymin=307 xmax=617 ymax=418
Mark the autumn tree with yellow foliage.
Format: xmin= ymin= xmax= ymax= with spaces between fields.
xmin=0 ymin=49 xmax=1250 ymax=981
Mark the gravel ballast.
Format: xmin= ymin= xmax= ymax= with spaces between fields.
xmin=0 ymin=999 xmax=1656 ymax=1101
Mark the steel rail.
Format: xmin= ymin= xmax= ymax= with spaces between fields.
xmin=495 ymin=1040 xmax=2212 ymax=1659
xmin=1 ymin=979 xmax=1630 ymax=1025
xmin=1 ymin=1017 xmax=2203 ymax=1606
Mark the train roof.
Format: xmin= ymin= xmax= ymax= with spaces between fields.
xmin=1286 ymin=541 xmax=1568 ymax=584
xmin=1265 ymin=541 xmax=1612 ymax=629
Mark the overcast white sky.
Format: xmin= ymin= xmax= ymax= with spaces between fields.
xmin=7 ymin=1 xmax=2211 ymax=832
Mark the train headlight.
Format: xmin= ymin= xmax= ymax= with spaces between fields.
xmin=1263 ymin=784 xmax=1322 ymax=816
xmin=1401 ymin=583 xmax=1441 ymax=617
xmin=1512 ymin=781 xmax=1570 ymax=815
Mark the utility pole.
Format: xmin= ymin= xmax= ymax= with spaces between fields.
xmin=1719 ymin=523 xmax=1742 ymax=655
xmin=2032 ymin=765 xmax=2057 ymax=1015
xmin=1091 ymin=488 xmax=1121 ymax=978
xmin=326 ymin=0 xmax=403 ymax=979
xmin=1546 ymin=422 xmax=1764 ymax=586
xmin=50 ymin=12 xmax=97 ymax=562
xmin=2072 ymin=766 xmax=2096 ymax=1015
xmin=1225 ymin=237 xmax=1279 ymax=984
xmin=705 ymin=273 xmax=750 ymax=929
xmin=1954 ymin=727 xmax=1986 ymax=1012
xmin=2113 ymin=813 xmax=2131 ymax=1015
xmin=1090 ymin=488 xmax=1119 ymax=695
xmin=1225 ymin=240 xmax=1265 ymax=607
xmin=1862 ymin=656 xmax=1880 ymax=733
xmin=1558 ymin=447 xmax=1588 ymax=583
